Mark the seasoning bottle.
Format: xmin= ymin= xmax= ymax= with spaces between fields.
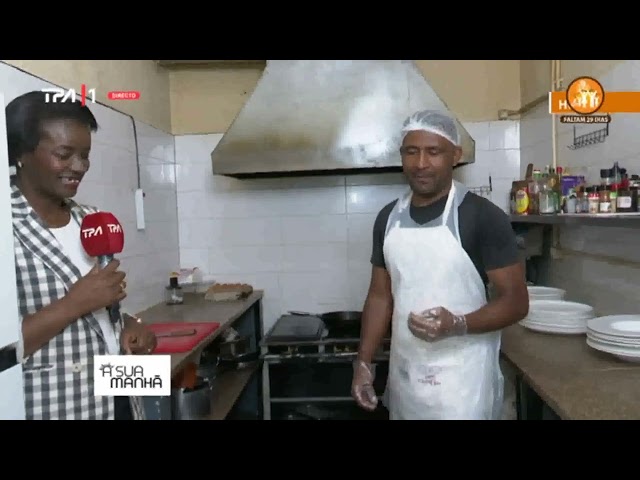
xmin=587 ymin=186 xmax=600 ymax=214
xmin=575 ymin=187 xmax=587 ymax=214
xmin=546 ymin=167 xmax=561 ymax=213
xmin=617 ymin=187 xmax=634 ymax=213
xmin=165 ymin=276 xmax=184 ymax=305
xmin=565 ymin=189 xmax=577 ymax=214
xmin=511 ymin=181 xmax=530 ymax=215
xmin=539 ymin=180 xmax=556 ymax=215
xmin=527 ymin=171 xmax=542 ymax=215
xmin=583 ymin=187 xmax=590 ymax=213
xmin=599 ymin=185 xmax=613 ymax=214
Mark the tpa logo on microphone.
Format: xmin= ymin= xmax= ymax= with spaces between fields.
xmin=81 ymin=223 xmax=122 ymax=238
xmin=80 ymin=212 xmax=125 ymax=257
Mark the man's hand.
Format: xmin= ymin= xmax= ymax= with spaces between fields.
xmin=120 ymin=318 xmax=157 ymax=354
xmin=408 ymin=307 xmax=467 ymax=342
xmin=351 ymin=360 xmax=379 ymax=411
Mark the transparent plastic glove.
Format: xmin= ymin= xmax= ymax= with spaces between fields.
xmin=351 ymin=360 xmax=378 ymax=411
xmin=408 ymin=306 xmax=467 ymax=342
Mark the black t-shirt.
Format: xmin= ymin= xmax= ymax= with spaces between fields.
xmin=371 ymin=192 xmax=519 ymax=287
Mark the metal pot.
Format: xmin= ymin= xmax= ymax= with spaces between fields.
xmin=171 ymin=377 xmax=212 ymax=420
xmin=218 ymin=335 xmax=250 ymax=357
xmin=196 ymin=361 xmax=220 ymax=385
xmin=218 ymin=350 xmax=259 ymax=370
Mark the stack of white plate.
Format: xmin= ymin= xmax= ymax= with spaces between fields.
xmin=527 ymin=286 xmax=566 ymax=301
xmin=586 ymin=315 xmax=640 ymax=363
xmin=520 ymin=300 xmax=595 ymax=335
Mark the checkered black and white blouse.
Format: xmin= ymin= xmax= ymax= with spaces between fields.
xmin=11 ymin=183 xmax=145 ymax=420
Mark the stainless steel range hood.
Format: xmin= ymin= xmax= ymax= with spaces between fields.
xmin=210 ymin=60 xmax=475 ymax=178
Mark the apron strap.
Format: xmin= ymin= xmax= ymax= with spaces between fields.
xmin=441 ymin=181 xmax=457 ymax=226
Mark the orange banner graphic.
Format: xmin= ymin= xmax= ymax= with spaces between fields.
xmin=549 ymin=91 xmax=640 ymax=114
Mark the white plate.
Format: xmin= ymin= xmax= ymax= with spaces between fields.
xmin=586 ymin=338 xmax=640 ymax=363
xmin=526 ymin=314 xmax=593 ymax=324
xmin=528 ymin=300 xmax=595 ymax=316
xmin=527 ymin=286 xmax=566 ymax=299
xmin=521 ymin=321 xmax=586 ymax=335
xmin=529 ymin=295 xmax=565 ymax=301
xmin=586 ymin=331 xmax=640 ymax=346
xmin=587 ymin=315 xmax=640 ymax=338
xmin=528 ymin=309 xmax=595 ymax=317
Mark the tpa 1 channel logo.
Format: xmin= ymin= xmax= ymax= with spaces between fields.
xmin=42 ymin=84 xmax=141 ymax=105
xmin=94 ymin=354 xmax=171 ymax=397
xmin=42 ymin=84 xmax=96 ymax=105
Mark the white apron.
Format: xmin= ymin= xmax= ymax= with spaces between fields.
xmin=382 ymin=180 xmax=504 ymax=420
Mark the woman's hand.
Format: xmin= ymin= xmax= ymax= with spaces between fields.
xmin=66 ymin=259 xmax=126 ymax=316
xmin=120 ymin=319 xmax=157 ymax=355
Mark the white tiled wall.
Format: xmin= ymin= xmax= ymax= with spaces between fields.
xmin=519 ymin=60 xmax=640 ymax=315
xmin=456 ymin=121 xmax=521 ymax=212
xmin=176 ymin=120 xmax=521 ymax=332
xmin=0 ymin=62 xmax=180 ymax=315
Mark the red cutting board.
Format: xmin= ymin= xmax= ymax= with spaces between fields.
xmin=148 ymin=322 xmax=221 ymax=354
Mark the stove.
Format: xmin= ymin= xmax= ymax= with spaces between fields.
xmin=259 ymin=313 xmax=391 ymax=420
xmin=260 ymin=314 xmax=390 ymax=363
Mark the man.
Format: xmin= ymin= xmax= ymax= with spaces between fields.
xmin=351 ymin=110 xmax=528 ymax=420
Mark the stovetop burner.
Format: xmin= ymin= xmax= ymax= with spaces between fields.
xmin=260 ymin=314 xmax=390 ymax=362
xmin=266 ymin=314 xmax=325 ymax=342
xmin=263 ymin=314 xmax=371 ymax=344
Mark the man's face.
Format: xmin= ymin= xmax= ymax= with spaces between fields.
xmin=400 ymin=130 xmax=462 ymax=197
xmin=19 ymin=118 xmax=92 ymax=200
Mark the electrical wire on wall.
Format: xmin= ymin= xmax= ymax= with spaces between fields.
xmin=130 ymin=115 xmax=142 ymax=189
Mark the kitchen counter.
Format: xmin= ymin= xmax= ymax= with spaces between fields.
xmin=136 ymin=290 xmax=263 ymax=375
xmin=501 ymin=324 xmax=640 ymax=420
xmin=135 ymin=290 xmax=264 ymax=420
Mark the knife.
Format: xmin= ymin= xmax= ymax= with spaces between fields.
xmin=156 ymin=329 xmax=197 ymax=338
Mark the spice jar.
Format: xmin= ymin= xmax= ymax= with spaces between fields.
xmin=511 ymin=181 xmax=530 ymax=215
xmin=565 ymin=194 xmax=577 ymax=213
xmin=616 ymin=188 xmax=635 ymax=213
xmin=599 ymin=185 xmax=613 ymax=213
xmin=165 ymin=276 xmax=184 ymax=305
xmin=539 ymin=187 xmax=556 ymax=215
xmin=575 ymin=187 xmax=586 ymax=213
xmin=587 ymin=186 xmax=600 ymax=214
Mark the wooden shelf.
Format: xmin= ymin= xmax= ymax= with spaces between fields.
xmin=511 ymin=213 xmax=640 ymax=228
xmin=202 ymin=362 xmax=260 ymax=420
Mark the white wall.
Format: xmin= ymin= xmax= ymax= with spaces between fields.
xmin=175 ymin=120 xmax=521 ymax=332
xmin=0 ymin=62 xmax=180 ymax=316
xmin=0 ymin=59 xmax=527 ymax=330
xmin=519 ymin=60 xmax=640 ymax=315
xmin=0 ymin=91 xmax=26 ymax=419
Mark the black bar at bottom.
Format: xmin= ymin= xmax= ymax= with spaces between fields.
xmin=0 ymin=344 xmax=18 ymax=374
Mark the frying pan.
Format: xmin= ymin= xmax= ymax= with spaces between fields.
xmin=288 ymin=310 xmax=362 ymax=335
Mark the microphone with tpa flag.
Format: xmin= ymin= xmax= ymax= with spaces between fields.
xmin=80 ymin=211 xmax=125 ymax=324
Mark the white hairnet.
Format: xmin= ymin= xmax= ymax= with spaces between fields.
xmin=401 ymin=110 xmax=461 ymax=147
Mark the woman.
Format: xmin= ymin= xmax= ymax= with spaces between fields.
xmin=6 ymin=90 xmax=157 ymax=420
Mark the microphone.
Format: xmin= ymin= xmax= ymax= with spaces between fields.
xmin=80 ymin=212 xmax=125 ymax=324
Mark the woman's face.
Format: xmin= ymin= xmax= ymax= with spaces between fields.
xmin=19 ymin=118 xmax=92 ymax=200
